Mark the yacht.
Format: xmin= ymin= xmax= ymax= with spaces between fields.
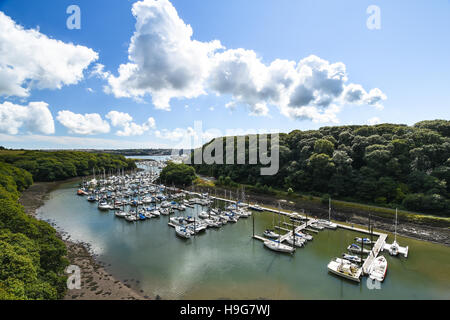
xmin=355 ymin=237 xmax=373 ymax=245
xmin=114 ymin=210 xmax=128 ymax=218
xmin=263 ymin=229 xmax=281 ymax=239
xmin=327 ymin=258 xmax=362 ymax=282
xmin=342 ymin=254 xmax=363 ymax=263
xmin=175 ymin=226 xmax=194 ymax=239
xmin=347 ymin=243 xmax=370 ymax=254
xmin=285 ymin=235 xmax=305 ymax=247
xmin=368 ymin=256 xmax=388 ymax=282
xmin=264 ymin=239 xmax=295 ymax=254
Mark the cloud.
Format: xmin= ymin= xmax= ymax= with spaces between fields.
xmin=103 ymin=0 xmax=386 ymax=123
xmin=57 ymin=111 xmax=110 ymax=135
xmin=106 ymin=110 xmax=155 ymax=136
xmin=0 ymin=11 xmax=98 ymax=98
xmin=367 ymin=117 xmax=381 ymax=125
xmin=0 ymin=101 xmax=55 ymax=134
xmin=105 ymin=0 xmax=222 ymax=110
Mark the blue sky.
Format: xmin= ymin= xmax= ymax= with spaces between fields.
xmin=0 ymin=0 xmax=449 ymax=149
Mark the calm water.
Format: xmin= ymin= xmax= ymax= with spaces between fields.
xmin=37 ymin=181 xmax=450 ymax=300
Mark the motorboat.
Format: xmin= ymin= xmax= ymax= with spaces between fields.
xmin=368 ymin=255 xmax=388 ymax=282
xmin=317 ymin=219 xmax=337 ymax=229
xmin=98 ymin=201 xmax=113 ymax=211
xmin=175 ymin=226 xmax=194 ymax=239
xmin=264 ymin=239 xmax=295 ymax=253
xmin=327 ymin=258 xmax=362 ymax=282
xmin=342 ymin=254 xmax=362 ymax=263
xmin=355 ymin=237 xmax=373 ymax=245
xmin=114 ymin=211 xmax=128 ymax=218
xmin=285 ymin=235 xmax=305 ymax=247
xmin=263 ymin=229 xmax=280 ymax=239
xmin=347 ymin=243 xmax=370 ymax=254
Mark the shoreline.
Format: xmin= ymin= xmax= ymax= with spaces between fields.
xmin=19 ymin=179 xmax=148 ymax=300
xmin=191 ymin=185 xmax=450 ymax=246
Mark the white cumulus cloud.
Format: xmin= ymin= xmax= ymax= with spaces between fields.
xmin=57 ymin=111 xmax=110 ymax=135
xmin=0 ymin=101 xmax=55 ymax=134
xmin=0 ymin=11 xmax=98 ymax=98
xmin=103 ymin=0 xmax=387 ymax=123
xmin=106 ymin=110 xmax=155 ymax=136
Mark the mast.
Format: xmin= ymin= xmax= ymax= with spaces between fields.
xmin=329 ymin=197 xmax=331 ymax=221
xmin=394 ymin=208 xmax=398 ymax=243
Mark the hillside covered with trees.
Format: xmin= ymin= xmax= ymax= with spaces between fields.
xmin=193 ymin=120 xmax=450 ymax=216
xmin=0 ymin=150 xmax=136 ymax=182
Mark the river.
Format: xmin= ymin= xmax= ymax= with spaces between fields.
xmin=36 ymin=180 xmax=450 ymax=300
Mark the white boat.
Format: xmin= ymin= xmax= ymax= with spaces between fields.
xmin=98 ymin=201 xmax=113 ymax=211
xmin=347 ymin=244 xmax=370 ymax=254
xmin=368 ymin=255 xmax=388 ymax=282
xmin=263 ymin=229 xmax=280 ymax=239
xmin=318 ymin=219 xmax=337 ymax=229
xmin=342 ymin=254 xmax=362 ymax=263
xmin=152 ymin=210 xmax=161 ymax=217
xmin=327 ymin=258 xmax=362 ymax=282
xmin=295 ymin=232 xmax=313 ymax=241
xmin=114 ymin=211 xmax=128 ymax=218
xmin=285 ymin=235 xmax=305 ymax=247
xmin=175 ymin=226 xmax=194 ymax=239
xmin=383 ymin=210 xmax=409 ymax=258
xmin=250 ymin=204 xmax=264 ymax=211
xmin=203 ymin=219 xmax=221 ymax=228
xmin=355 ymin=237 xmax=373 ymax=245
xmin=264 ymin=239 xmax=295 ymax=253
xmin=125 ymin=214 xmax=138 ymax=222
xmin=143 ymin=211 xmax=154 ymax=219
xmin=199 ymin=211 xmax=210 ymax=219
xmin=310 ymin=222 xmax=325 ymax=230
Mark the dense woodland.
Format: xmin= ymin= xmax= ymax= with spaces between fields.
xmin=193 ymin=120 xmax=450 ymax=217
xmin=0 ymin=150 xmax=137 ymax=299
xmin=159 ymin=162 xmax=196 ymax=187
xmin=0 ymin=150 xmax=136 ymax=182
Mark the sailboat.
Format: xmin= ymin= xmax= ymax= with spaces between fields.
xmin=318 ymin=198 xmax=338 ymax=229
xmin=383 ymin=209 xmax=409 ymax=257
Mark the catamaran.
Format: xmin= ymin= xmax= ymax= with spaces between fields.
xmin=383 ymin=209 xmax=409 ymax=258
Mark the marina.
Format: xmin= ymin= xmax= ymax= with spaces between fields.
xmin=36 ymin=175 xmax=450 ymax=299
xmin=60 ymin=159 xmax=438 ymax=290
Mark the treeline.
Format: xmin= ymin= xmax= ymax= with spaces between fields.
xmin=193 ymin=120 xmax=450 ymax=216
xmin=0 ymin=162 xmax=67 ymax=299
xmin=0 ymin=150 xmax=136 ymax=182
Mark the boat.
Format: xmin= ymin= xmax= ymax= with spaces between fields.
xmin=342 ymin=254 xmax=363 ymax=263
xmin=327 ymin=258 xmax=362 ymax=282
xmin=98 ymin=201 xmax=113 ymax=211
xmin=175 ymin=226 xmax=194 ymax=239
xmin=285 ymin=235 xmax=305 ymax=248
xmin=295 ymin=232 xmax=313 ymax=241
xmin=77 ymin=189 xmax=89 ymax=196
xmin=347 ymin=243 xmax=370 ymax=254
xmin=199 ymin=211 xmax=210 ymax=219
xmin=125 ymin=214 xmax=138 ymax=222
xmin=114 ymin=211 xmax=128 ymax=218
xmin=264 ymin=239 xmax=295 ymax=253
xmin=317 ymin=219 xmax=337 ymax=229
xmin=263 ymin=229 xmax=280 ymax=239
xmin=383 ymin=210 xmax=409 ymax=258
xmin=355 ymin=237 xmax=373 ymax=245
xmin=368 ymin=255 xmax=388 ymax=282
xmin=310 ymin=222 xmax=324 ymax=230
xmin=250 ymin=204 xmax=264 ymax=211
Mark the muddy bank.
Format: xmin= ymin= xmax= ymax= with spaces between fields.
xmin=19 ymin=179 xmax=148 ymax=300
xmin=191 ymin=185 xmax=450 ymax=246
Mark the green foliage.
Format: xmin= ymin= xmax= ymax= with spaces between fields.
xmin=159 ymin=162 xmax=196 ymax=187
xmin=0 ymin=150 xmax=136 ymax=182
xmin=193 ymin=120 xmax=450 ymax=216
